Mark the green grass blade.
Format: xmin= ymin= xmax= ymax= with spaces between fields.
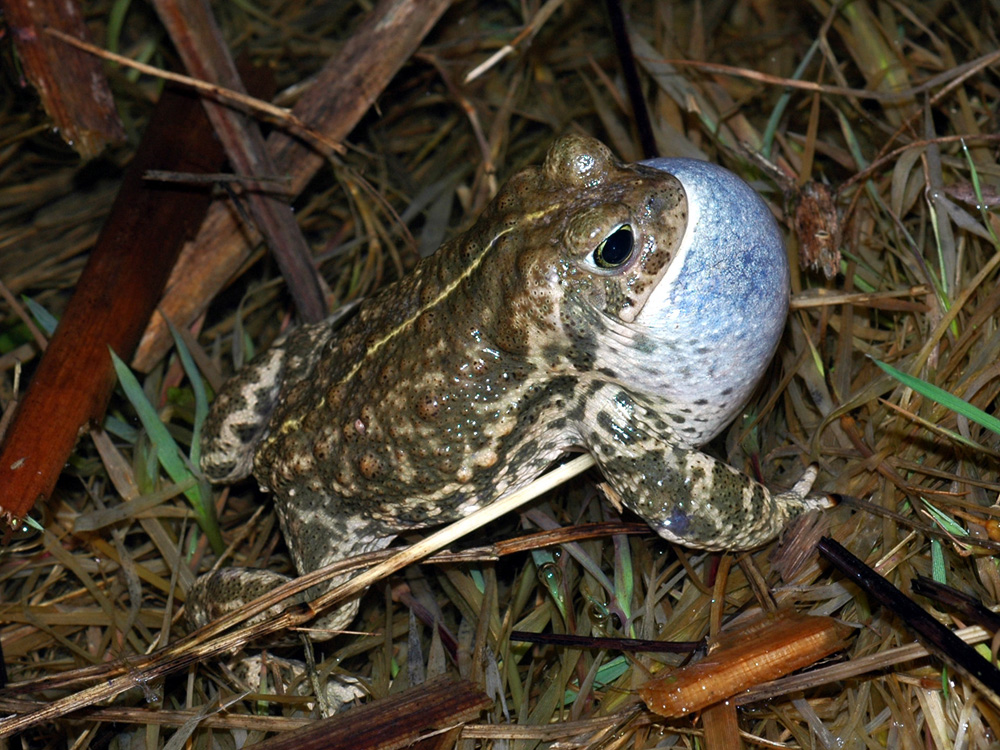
xmin=530 ymin=550 xmax=568 ymax=626
xmin=165 ymin=318 xmax=209 ymax=467
xmin=110 ymin=349 xmax=224 ymax=554
xmin=612 ymin=534 xmax=633 ymax=625
xmin=761 ymin=40 xmax=821 ymax=159
xmin=961 ymin=139 xmax=1000 ymax=248
xmin=873 ymin=358 xmax=1000 ymax=436
xmin=22 ymin=295 xmax=58 ymax=336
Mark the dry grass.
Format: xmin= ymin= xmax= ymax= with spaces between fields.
xmin=1 ymin=0 xmax=1000 ymax=747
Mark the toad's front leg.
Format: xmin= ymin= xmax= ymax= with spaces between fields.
xmin=594 ymin=443 xmax=827 ymax=551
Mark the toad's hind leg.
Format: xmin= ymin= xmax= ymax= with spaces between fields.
xmin=186 ymin=561 xmax=385 ymax=640
xmin=187 ymin=492 xmax=397 ymax=639
xmin=186 ymin=539 xmax=396 ymax=639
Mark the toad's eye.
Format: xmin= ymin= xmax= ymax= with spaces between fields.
xmin=593 ymin=224 xmax=634 ymax=268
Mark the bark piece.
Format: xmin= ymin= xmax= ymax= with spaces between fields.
xmin=1 ymin=0 xmax=124 ymax=158
xmin=248 ymin=677 xmax=490 ymax=750
xmin=153 ymin=0 xmax=326 ymax=323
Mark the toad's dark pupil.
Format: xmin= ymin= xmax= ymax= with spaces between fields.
xmin=594 ymin=225 xmax=634 ymax=268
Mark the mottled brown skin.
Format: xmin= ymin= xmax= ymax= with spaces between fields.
xmin=260 ymin=140 xmax=686 ymax=521
xmin=191 ymin=136 xmax=825 ymax=635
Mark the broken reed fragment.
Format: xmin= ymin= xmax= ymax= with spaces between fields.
xmin=817 ymin=536 xmax=1000 ymax=706
xmin=638 ymin=609 xmax=852 ymax=718
xmin=245 ymin=676 xmax=490 ymax=750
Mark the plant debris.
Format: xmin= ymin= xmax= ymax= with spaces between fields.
xmin=1 ymin=0 xmax=999 ymax=747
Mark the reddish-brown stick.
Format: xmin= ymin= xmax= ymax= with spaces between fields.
xmin=0 ymin=78 xmax=263 ymax=523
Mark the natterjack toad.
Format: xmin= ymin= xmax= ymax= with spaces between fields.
xmin=190 ymin=136 xmax=827 ymax=634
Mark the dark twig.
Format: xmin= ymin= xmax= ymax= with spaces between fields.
xmin=818 ymin=537 xmax=1000 ymax=705
xmin=510 ymin=630 xmax=701 ymax=654
xmin=604 ymin=0 xmax=657 ymax=159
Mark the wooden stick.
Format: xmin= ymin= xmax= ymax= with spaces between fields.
xmin=151 ymin=0 xmax=327 ymax=323
xmin=248 ymin=676 xmax=489 ymax=750
xmin=0 ymin=75 xmax=267 ymax=522
xmin=132 ymin=0 xmax=454 ymax=371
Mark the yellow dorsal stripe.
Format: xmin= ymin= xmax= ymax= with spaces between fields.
xmin=276 ymin=204 xmax=562 ymax=436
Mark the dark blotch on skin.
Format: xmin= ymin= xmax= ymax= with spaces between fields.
xmin=509 ymin=439 xmax=541 ymax=469
xmin=233 ymin=423 xmax=263 ymax=443
xmin=416 ymin=394 xmax=440 ymax=420
xmin=633 ymin=334 xmax=657 ymax=354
